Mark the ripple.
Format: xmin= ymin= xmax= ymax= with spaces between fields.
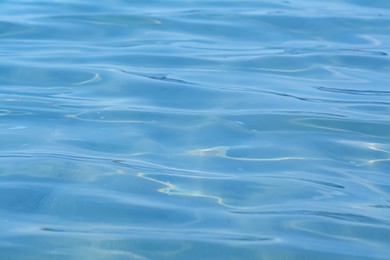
xmin=316 ymin=86 xmax=390 ymax=96
xmin=0 ymin=63 xmax=101 ymax=88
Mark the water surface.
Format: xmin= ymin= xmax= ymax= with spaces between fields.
xmin=1 ymin=0 xmax=390 ymax=259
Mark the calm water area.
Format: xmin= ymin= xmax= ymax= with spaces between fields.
xmin=1 ymin=0 xmax=390 ymax=259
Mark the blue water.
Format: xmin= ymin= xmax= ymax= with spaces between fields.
xmin=1 ymin=0 xmax=390 ymax=259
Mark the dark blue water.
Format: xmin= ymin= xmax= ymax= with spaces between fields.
xmin=1 ymin=0 xmax=390 ymax=259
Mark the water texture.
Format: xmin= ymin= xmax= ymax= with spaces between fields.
xmin=1 ymin=0 xmax=390 ymax=259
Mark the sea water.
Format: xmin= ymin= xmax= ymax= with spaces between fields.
xmin=1 ymin=0 xmax=390 ymax=259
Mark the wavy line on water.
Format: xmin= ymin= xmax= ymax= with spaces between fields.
xmin=291 ymin=118 xmax=390 ymax=138
xmin=99 ymin=66 xmax=389 ymax=106
xmin=65 ymin=112 xmax=154 ymax=124
xmin=136 ymin=172 xmax=253 ymax=210
xmin=64 ymin=104 xmax=346 ymax=118
xmin=88 ymin=66 xmax=389 ymax=107
xmin=359 ymin=34 xmax=382 ymax=46
xmin=320 ymin=141 xmax=390 ymax=197
xmin=97 ymin=66 xmax=197 ymax=86
xmin=282 ymin=48 xmax=388 ymax=56
xmin=0 ymin=151 xmax=233 ymax=179
xmin=115 ymin=160 xmax=234 ymax=179
xmin=115 ymin=68 xmax=196 ymax=85
xmin=35 ymin=222 xmax=275 ymax=244
xmin=136 ymin=169 xmax=342 ymax=211
xmin=252 ymin=66 xmax=370 ymax=83
xmin=230 ymin=209 xmax=390 ymax=226
xmin=73 ymin=72 xmax=101 ymax=85
xmin=292 ymin=118 xmax=358 ymax=134
xmin=337 ymin=140 xmax=390 ymax=165
xmin=186 ymin=146 xmax=323 ymax=162
xmin=135 ymin=171 xmax=381 ymax=213
xmin=0 ymin=109 xmax=32 ymax=116
xmin=315 ymin=86 xmax=390 ymax=96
